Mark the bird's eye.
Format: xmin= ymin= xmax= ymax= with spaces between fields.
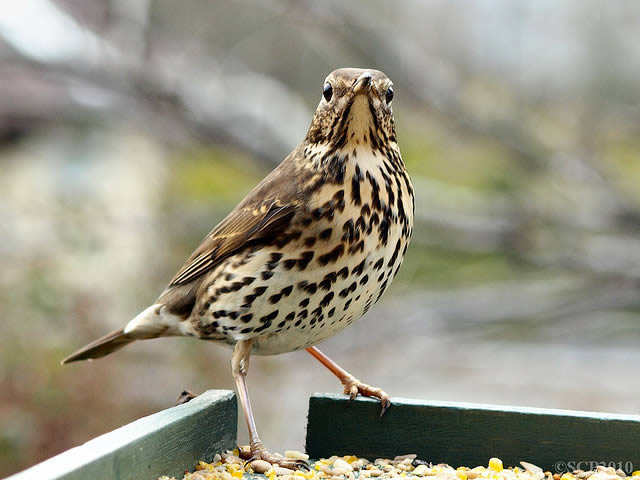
xmin=323 ymin=82 xmax=333 ymax=101
xmin=385 ymin=86 xmax=394 ymax=104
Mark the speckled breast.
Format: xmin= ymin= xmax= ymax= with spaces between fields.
xmin=191 ymin=148 xmax=414 ymax=355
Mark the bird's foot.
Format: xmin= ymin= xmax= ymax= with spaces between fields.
xmin=342 ymin=375 xmax=391 ymax=416
xmin=244 ymin=441 xmax=309 ymax=471
xmin=175 ymin=390 xmax=198 ymax=405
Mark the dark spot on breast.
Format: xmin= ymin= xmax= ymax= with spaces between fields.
xmin=333 ymin=189 xmax=345 ymax=212
xmin=388 ymin=239 xmax=402 ymax=267
xmin=297 ymin=251 xmax=315 ymax=270
xmin=337 ymin=266 xmax=349 ymax=279
xmin=359 ymin=274 xmax=369 ymax=285
xmin=378 ymin=217 xmax=390 ymax=244
xmin=298 ymin=281 xmax=318 ymax=294
xmin=285 ymin=312 xmax=295 ymax=321
xmin=352 ymin=259 xmax=366 ymax=276
xmin=281 ymin=285 xmax=293 ymax=297
xmin=348 ymin=239 xmax=365 ymax=254
xmin=320 ymin=292 xmax=334 ymax=308
xmin=327 ymin=155 xmax=346 ymax=184
xmin=298 ymin=309 xmax=308 ymax=319
xmin=242 ymin=276 xmax=256 ymax=285
xmin=304 ymin=237 xmax=316 ymax=248
xmin=351 ymin=168 xmax=362 ymax=206
xmin=261 ymin=270 xmax=274 ymax=281
xmin=240 ymin=314 xmax=253 ymax=323
xmin=328 ymin=307 xmax=336 ymax=317
xmin=283 ymin=259 xmax=297 ymax=270
xmin=260 ymin=310 xmax=279 ymax=323
xmin=373 ymin=258 xmax=384 ymax=270
xmin=377 ymin=281 xmax=388 ymax=301
xmin=319 ymin=228 xmax=332 ymax=241
xmin=299 ymin=298 xmax=310 ymax=308
xmin=342 ymin=219 xmax=355 ymax=242
xmin=268 ymin=252 xmax=283 ymax=268
xmin=269 ymin=293 xmax=282 ymax=304
xmin=318 ymin=244 xmax=344 ymax=266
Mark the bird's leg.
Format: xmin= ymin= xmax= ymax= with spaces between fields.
xmin=305 ymin=346 xmax=391 ymax=416
xmin=232 ymin=340 xmax=308 ymax=470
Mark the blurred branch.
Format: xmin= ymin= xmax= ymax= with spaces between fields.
xmin=0 ymin=0 xmax=309 ymax=162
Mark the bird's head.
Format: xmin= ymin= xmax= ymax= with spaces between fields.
xmin=304 ymin=68 xmax=396 ymax=152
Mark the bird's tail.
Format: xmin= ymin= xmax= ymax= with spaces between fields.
xmin=61 ymin=303 xmax=189 ymax=365
xmin=61 ymin=328 xmax=134 ymax=364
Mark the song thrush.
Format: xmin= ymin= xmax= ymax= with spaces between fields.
xmin=63 ymin=68 xmax=414 ymax=468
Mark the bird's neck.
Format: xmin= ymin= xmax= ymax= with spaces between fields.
xmin=301 ymin=137 xmax=404 ymax=184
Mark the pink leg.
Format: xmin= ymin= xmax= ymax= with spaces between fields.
xmin=232 ymin=340 xmax=308 ymax=469
xmin=306 ymin=346 xmax=391 ymax=416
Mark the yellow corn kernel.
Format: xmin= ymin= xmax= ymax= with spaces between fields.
xmin=231 ymin=470 xmax=243 ymax=479
xmin=345 ymin=456 xmax=359 ymax=464
xmin=489 ymin=458 xmax=503 ymax=472
xmin=305 ymin=470 xmax=316 ymax=479
xmin=560 ymin=474 xmax=574 ymax=480
xmin=227 ymin=464 xmax=239 ymax=473
xmin=457 ymin=471 xmax=467 ymax=480
xmin=632 ymin=472 xmax=640 ymax=477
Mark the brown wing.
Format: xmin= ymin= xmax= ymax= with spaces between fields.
xmin=168 ymin=201 xmax=294 ymax=287
xmin=166 ymin=153 xmax=304 ymax=290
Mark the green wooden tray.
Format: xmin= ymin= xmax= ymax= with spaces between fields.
xmin=9 ymin=392 xmax=640 ymax=479
xmin=306 ymin=394 xmax=640 ymax=473
xmin=7 ymin=390 xmax=236 ymax=480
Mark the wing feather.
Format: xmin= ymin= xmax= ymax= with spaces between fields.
xmin=166 ymin=157 xmax=303 ymax=288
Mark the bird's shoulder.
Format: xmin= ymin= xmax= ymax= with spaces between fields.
xmin=172 ymin=149 xmax=311 ymax=286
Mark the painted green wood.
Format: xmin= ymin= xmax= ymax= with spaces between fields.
xmin=8 ymin=390 xmax=237 ymax=480
xmin=306 ymin=394 xmax=640 ymax=472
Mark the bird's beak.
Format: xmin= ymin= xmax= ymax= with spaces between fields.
xmin=352 ymin=71 xmax=372 ymax=95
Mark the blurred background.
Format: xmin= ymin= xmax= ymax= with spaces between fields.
xmin=2 ymin=0 xmax=640 ymax=476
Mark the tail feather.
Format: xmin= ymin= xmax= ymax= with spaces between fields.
xmin=61 ymin=328 xmax=134 ymax=364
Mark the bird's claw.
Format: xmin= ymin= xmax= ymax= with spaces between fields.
xmin=247 ymin=442 xmax=310 ymax=470
xmin=342 ymin=376 xmax=391 ymax=416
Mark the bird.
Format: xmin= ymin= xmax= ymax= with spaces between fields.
xmin=62 ymin=68 xmax=414 ymax=469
